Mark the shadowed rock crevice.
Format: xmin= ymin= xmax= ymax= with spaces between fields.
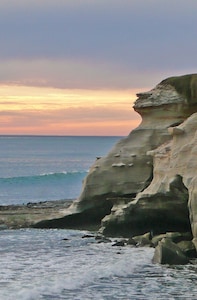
xmin=100 ymin=175 xmax=191 ymax=237
xmin=33 ymin=198 xmax=113 ymax=230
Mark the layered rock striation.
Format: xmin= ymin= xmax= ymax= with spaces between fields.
xmin=101 ymin=74 xmax=197 ymax=239
xmin=35 ymin=74 xmax=197 ymax=252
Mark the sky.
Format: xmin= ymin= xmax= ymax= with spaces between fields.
xmin=0 ymin=0 xmax=197 ymax=136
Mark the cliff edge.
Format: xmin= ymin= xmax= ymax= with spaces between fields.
xmin=35 ymin=74 xmax=197 ymax=250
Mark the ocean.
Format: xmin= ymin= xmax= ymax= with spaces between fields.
xmin=0 ymin=135 xmax=121 ymax=205
xmin=0 ymin=136 xmax=197 ymax=299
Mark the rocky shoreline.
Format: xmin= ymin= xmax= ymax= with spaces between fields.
xmin=1 ymin=199 xmax=196 ymax=265
xmin=0 ymin=200 xmax=73 ymax=229
xmin=79 ymin=230 xmax=197 ymax=265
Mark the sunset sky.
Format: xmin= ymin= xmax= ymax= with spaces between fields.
xmin=0 ymin=0 xmax=197 ymax=136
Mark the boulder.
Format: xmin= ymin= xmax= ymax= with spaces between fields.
xmin=112 ymin=240 xmax=127 ymax=247
xmin=176 ymin=240 xmax=197 ymax=258
xmin=152 ymin=238 xmax=190 ymax=265
xmin=132 ymin=232 xmax=152 ymax=247
xmin=151 ymin=234 xmax=168 ymax=247
xmin=164 ymin=232 xmax=192 ymax=243
xmin=127 ymin=237 xmax=137 ymax=246
xmin=151 ymin=232 xmax=192 ymax=247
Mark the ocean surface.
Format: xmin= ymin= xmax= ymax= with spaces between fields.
xmin=0 ymin=135 xmax=121 ymax=205
xmin=0 ymin=136 xmax=197 ymax=300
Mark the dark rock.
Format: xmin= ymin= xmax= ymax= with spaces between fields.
xmin=81 ymin=234 xmax=94 ymax=239
xmin=97 ymin=237 xmax=111 ymax=244
xmin=127 ymin=237 xmax=137 ymax=246
xmin=151 ymin=232 xmax=193 ymax=247
xmin=165 ymin=232 xmax=192 ymax=243
xmin=112 ymin=240 xmax=126 ymax=247
xmin=152 ymin=238 xmax=190 ymax=265
xmin=151 ymin=234 xmax=167 ymax=247
xmin=133 ymin=232 xmax=152 ymax=247
xmin=176 ymin=240 xmax=197 ymax=258
xmin=95 ymin=234 xmax=104 ymax=240
xmin=33 ymin=200 xmax=112 ymax=230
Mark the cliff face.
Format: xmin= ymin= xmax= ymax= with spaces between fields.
xmin=70 ymin=79 xmax=196 ymax=217
xmin=101 ymin=74 xmax=197 ymax=240
xmin=65 ymin=75 xmax=197 ymax=223
xmin=100 ymin=117 xmax=195 ymax=237
xmin=35 ymin=74 xmax=197 ymax=248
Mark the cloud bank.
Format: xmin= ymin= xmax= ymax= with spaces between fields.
xmin=0 ymin=0 xmax=197 ymax=135
xmin=0 ymin=0 xmax=196 ymax=89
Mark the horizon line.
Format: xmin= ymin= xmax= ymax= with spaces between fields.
xmin=0 ymin=134 xmax=125 ymax=137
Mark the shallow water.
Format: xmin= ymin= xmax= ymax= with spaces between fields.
xmin=0 ymin=229 xmax=197 ymax=300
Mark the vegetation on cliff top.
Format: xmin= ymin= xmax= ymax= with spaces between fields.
xmin=161 ymin=74 xmax=197 ymax=103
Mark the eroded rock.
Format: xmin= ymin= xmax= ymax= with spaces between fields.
xmin=132 ymin=232 xmax=152 ymax=247
xmin=34 ymin=74 xmax=197 ymax=248
xmin=176 ymin=240 xmax=197 ymax=258
xmin=100 ymin=174 xmax=190 ymax=237
xmin=100 ymin=75 xmax=197 ymax=237
xmin=151 ymin=232 xmax=192 ymax=247
xmin=152 ymin=238 xmax=190 ymax=265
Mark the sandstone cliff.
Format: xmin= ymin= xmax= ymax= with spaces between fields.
xmin=35 ymin=74 xmax=197 ymax=250
xmin=100 ymin=74 xmax=197 ymax=239
xmin=66 ymin=76 xmax=195 ymax=217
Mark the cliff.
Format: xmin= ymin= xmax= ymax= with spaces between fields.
xmin=35 ymin=74 xmax=197 ymax=251
xmin=100 ymin=74 xmax=197 ymax=236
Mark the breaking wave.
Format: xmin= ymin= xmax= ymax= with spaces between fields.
xmin=0 ymin=171 xmax=88 ymax=204
xmin=0 ymin=171 xmax=88 ymax=184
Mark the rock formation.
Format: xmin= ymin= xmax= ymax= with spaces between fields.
xmin=152 ymin=238 xmax=190 ymax=265
xmin=35 ymin=74 xmax=197 ymax=256
xmin=60 ymin=76 xmax=194 ymax=220
xmin=100 ymin=74 xmax=197 ymax=240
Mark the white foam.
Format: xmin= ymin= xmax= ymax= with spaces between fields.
xmin=0 ymin=229 xmax=196 ymax=299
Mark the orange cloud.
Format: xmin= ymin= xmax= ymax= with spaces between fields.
xmin=0 ymin=85 xmax=142 ymax=135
